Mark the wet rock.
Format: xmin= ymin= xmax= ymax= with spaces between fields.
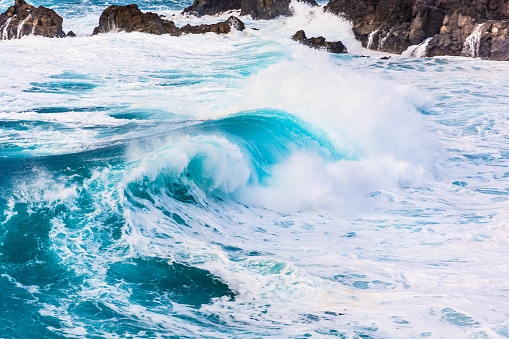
xmin=241 ymin=0 xmax=292 ymax=20
xmin=479 ymin=20 xmax=509 ymax=60
xmin=180 ymin=16 xmax=245 ymax=34
xmin=292 ymin=29 xmax=348 ymax=53
xmin=0 ymin=0 xmax=65 ymax=40
xmin=408 ymin=5 xmax=446 ymax=44
xmin=426 ymin=9 xmax=479 ymax=56
xmin=92 ymin=4 xmax=180 ymax=35
xmin=93 ymin=5 xmax=245 ymax=36
xmin=183 ymin=0 xmax=318 ymax=19
xmin=324 ymin=0 xmax=509 ymax=60
xmin=183 ymin=0 xmax=242 ymax=16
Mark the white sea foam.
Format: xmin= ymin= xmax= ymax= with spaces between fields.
xmin=462 ymin=23 xmax=485 ymax=58
xmin=2 ymin=1 xmax=509 ymax=338
xmin=403 ymin=37 xmax=432 ymax=58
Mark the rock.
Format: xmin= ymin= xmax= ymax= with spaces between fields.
xmin=240 ymin=0 xmax=291 ymax=19
xmin=426 ymin=9 xmax=479 ymax=56
xmin=479 ymin=20 xmax=509 ymax=60
xmin=180 ymin=16 xmax=245 ymax=34
xmin=0 ymin=0 xmax=65 ymax=40
xmin=408 ymin=5 xmax=446 ymax=44
xmin=66 ymin=30 xmax=76 ymax=37
xmin=241 ymin=0 xmax=320 ymax=19
xmin=92 ymin=4 xmax=180 ymax=35
xmin=324 ymin=0 xmax=509 ymax=60
xmin=93 ymin=5 xmax=245 ymax=36
xmin=183 ymin=0 xmax=318 ymax=19
xmin=292 ymin=29 xmax=348 ymax=53
xmin=183 ymin=0 xmax=242 ymax=16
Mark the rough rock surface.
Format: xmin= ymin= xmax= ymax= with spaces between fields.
xmin=93 ymin=5 xmax=245 ymax=36
xmin=92 ymin=4 xmax=180 ymax=35
xmin=292 ymin=29 xmax=348 ymax=53
xmin=183 ymin=0 xmax=318 ymax=19
xmin=0 ymin=0 xmax=65 ymax=40
xmin=324 ymin=0 xmax=509 ymax=60
xmin=180 ymin=16 xmax=245 ymax=34
xmin=240 ymin=0 xmax=292 ymax=19
xmin=183 ymin=0 xmax=242 ymax=16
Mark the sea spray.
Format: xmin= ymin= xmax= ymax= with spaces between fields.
xmin=403 ymin=37 xmax=432 ymax=58
xmin=1 ymin=0 xmax=509 ymax=338
xmin=462 ymin=23 xmax=485 ymax=58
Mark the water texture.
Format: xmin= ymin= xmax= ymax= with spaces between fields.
xmin=1 ymin=1 xmax=509 ymax=338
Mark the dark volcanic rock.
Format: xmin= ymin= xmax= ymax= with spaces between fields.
xmin=479 ymin=20 xmax=509 ymax=60
xmin=325 ymin=0 xmax=509 ymax=60
xmin=241 ymin=0 xmax=291 ymax=19
xmin=0 ymin=0 xmax=65 ymax=40
xmin=180 ymin=16 xmax=245 ymax=34
xmin=183 ymin=0 xmax=318 ymax=19
xmin=241 ymin=0 xmax=320 ymax=19
xmin=426 ymin=9 xmax=479 ymax=56
xmin=92 ymin=4 xmax=180 ymax=35
xmin=183 ymin=0 xmax=242 ymax=16
xmin=93 ymin=5 xmax=245 ymax=36
xmin=292 ymin=29 xmax=348 ymax=53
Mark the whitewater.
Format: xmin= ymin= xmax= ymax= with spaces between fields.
xmin=1 ymin=0 xmax=508 ymax=338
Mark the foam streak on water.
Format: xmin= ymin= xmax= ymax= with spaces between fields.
xmin=1 ymin=1 xmax=509 ymax=338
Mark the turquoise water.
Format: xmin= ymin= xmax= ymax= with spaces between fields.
xmin=1 ymin=0 xmax=509 ymax=338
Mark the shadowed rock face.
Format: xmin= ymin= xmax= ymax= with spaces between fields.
xmin=92 ymin=5 xmax=245 ymax=36
xmin=92 ymin=4 xmax=180 ymax=35
xmin=240 ymin=0 xmax=292 ymax=19
xmin=324 ymin=0 xmax=509 ymax=60
xmin=180 ymin=16 xmax=245 ymax=34
xmin=0 ymin=0 xmax=65 ymax=40
xmin=292 ymin=29 xmax=348 ymax=53
xmin=183 ymin=0 xmax=318 ymax=19
xmin=183 ymin=0 xmax=243 ymax=16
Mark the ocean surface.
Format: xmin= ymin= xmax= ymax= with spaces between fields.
xmin=1 ymin=0 xmax=509 ymax=338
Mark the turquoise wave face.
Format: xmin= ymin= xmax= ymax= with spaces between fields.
xmin=0 ymin=109 xmax=347 ymax=337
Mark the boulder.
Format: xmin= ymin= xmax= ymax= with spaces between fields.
xmin=92 ymin=4 xmax=180 ymax=35
xmin=241 ymin=0 xmax=292 ymax=19
xmin=93 ymin=5 xmax=245 ymax=36
xmin=292 ymin=29 xmax=348 ymax=53
xmin=183 ymin=0 xmax=318 ymax=19
xmin=426 ymin=9 xmax=479 ymax=56
xmin=0 ymin=0 xmax=65 ymax=40
xmin=180 ymin=16 xmax=245 ymax=34
xmin=479 ymin=20 xmax=509 ymax=60
xmin=183 ymin=0 xmax=242 ymax=16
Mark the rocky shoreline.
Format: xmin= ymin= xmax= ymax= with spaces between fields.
xmin=0 ymin=0 xmax=508 ymax=60
xmin=325 ymin=0 xmax=509 ymax=60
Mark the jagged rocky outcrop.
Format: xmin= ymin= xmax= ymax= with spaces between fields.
xmin=324 ymin=0 xmax=509 ymax=60
xmin=0 ymin=0 xmax=65 ymax=40
xmin=183 ymin=0 xmax=318 ymax=19
xmin=292 ymin=29 xmax=348 ymax=53
xmin=93 ymin=4 xmax=179 ymax=35
xmin=93 ymin=5 xmax=245 ymax=36
xmin=180 ymin=16 xmax=245 ymax=34
xmin=183 ymin=0 xmax=242 ymax=16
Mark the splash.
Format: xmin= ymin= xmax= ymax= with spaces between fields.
xmin=367 ymin=28 xmax=380 ymax=49
xmin=1 ymin=17 xmax=12 ymax=40
xmin=402 ymin=37 xmax=432 ymax=58
xmin=462 ymin=23 xmax=485 ymax=58
xmin=16 ymin=13 xmax=31 ymax=39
